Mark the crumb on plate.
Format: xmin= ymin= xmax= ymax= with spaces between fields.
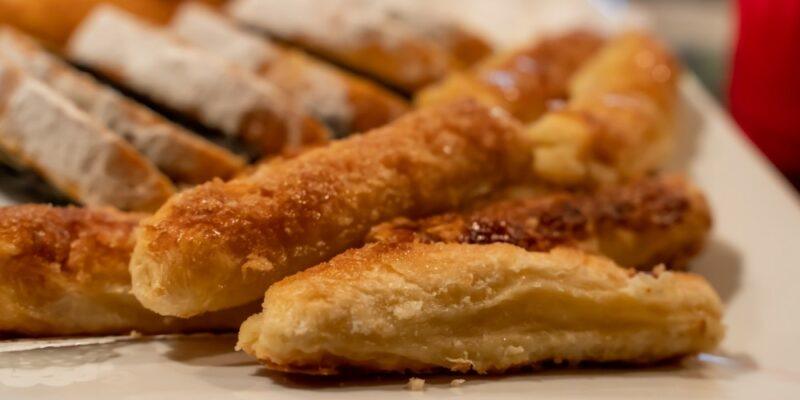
xmin=407 ymin=377 xmax=426 ymax=391
xmin=451 ymin=378 xmax=466 ymax=387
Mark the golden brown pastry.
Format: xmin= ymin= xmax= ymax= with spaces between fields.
xmin=0 ymin=26 xmax=245 ymax=185
xmin=0 ymin=205 xmax=254 ymax=337
xmin=527 ymin=31 xmax=680 ymax=186
xmin=130 ymin=100 xmax=532 ymax=317
xmin=66 ymin=6 xmax=330 ymax=156
xmin=170 ymin=2 xmax=409 ymax=137
xmin=0 ymin=0 xmax=226 ymax=48
xmin=416 ymin=31 xmax=605 ymax=124
xmin=0 ymin=58 xmax=174 ymax=212
xmin=227 ymin=0 xmax=493 ymax=92
xmin=369 ymin=175 xmax=711 ymax=270
xmin=238 ymin=243 xmax=724 ymax=374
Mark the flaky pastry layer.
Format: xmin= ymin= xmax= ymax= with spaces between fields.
xmin=238 ymin=243 xmax=724 ymax=374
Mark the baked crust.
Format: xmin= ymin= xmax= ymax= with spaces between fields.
xmin=527 ymin=31 xmax=681 ymax=185
xmin=170 ymin=3 xmax=409 ymax=137
xmin=0 ymin=58 xmax=174 ymax=212
xmin=0 ymin=205 xmax=253 ymax=337
xmin=227 ymin=0 xmax=492 ymax=92
xmin=0 ymin=26 xmax=244 ymax=185
xmin=369 ymin=175 xmax=711 ymax=270
xmin=417 ymin=31 xmax=605 ymax=123
xmin=237 ymin=243 xmax=724 ymax=374
xmin=130 ymin=100 xmax=531 ymax=317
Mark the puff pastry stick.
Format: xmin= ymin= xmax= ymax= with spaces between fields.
xmin=417 ymin=31 xmax=605 ymax=124
xmin=67 ymin=6 xmax=330 ymax=156
xmin=369 ymin=175 xmax=711 ymax=270
xmin=0 ymin=26 xmax=244 ymax=185
xmin=527 ymin=31 xmax=681 ymax=186
xmin=130 ymin=100 xmax=531 ymax=317
xmin=170 ymin=3 xmax=409 ymax=137
xmin=227 ymin=0 xmax=492 ymax=92
xmin=0 ymin=59 xmax=173 ymax=211
xmin=0 ymin=205 xmax=254 ymax=337
xmin=0 ymin=0 xmax=226 ymax=48
xmin=238 ymin=243 xmax=724 ymax=375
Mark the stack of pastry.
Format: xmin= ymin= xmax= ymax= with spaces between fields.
xmin=0 ymin=0 xmax=723 ymax=379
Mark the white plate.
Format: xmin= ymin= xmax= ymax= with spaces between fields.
xmin=2 ymin=1 xmax=800 ymax=398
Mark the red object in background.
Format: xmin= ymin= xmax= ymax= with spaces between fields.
xmin=730 ymin=0 xmax=800 ymax=177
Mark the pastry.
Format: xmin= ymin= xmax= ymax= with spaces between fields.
xmin=369 ymin=175 xmax=711 ymax=270
xmin=238 ymin=243 xmax=724 ymax=374
xmin=66 ymin=5 xmax=330 ymax=156
xmin=0 ymin=205 xmax=254 ymax=337
xmin=0 ymin=26 xmax=245 ymax=185
xmin=0 ymin=58 xmax=174 ymax=211
xmin=130 ymin=100 xmax=531 ymax=317
xmin=417 ymin=30 xmax=605 ymax=123
xmin=527 ymin=31 xmax=680 ymax=185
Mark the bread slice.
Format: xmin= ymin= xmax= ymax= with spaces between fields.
xmin=0 ymin=204 xmax=255 ymax=337
xmin=66 ymin=5 xmax=330 ymax=156
xmin=0 ymin=26 xmax=244 ymax=184
xmin=237 ymin=243 xmax=724 ymax=374
xmin=227 ymin=0 xmax=492 ymax=92
xmin=0 ymin=58 xmax=173 ymax=211
xmin=170 ymin=2 xmax=408 ymax=136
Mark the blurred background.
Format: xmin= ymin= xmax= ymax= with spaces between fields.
xmin=628 ymin=0 xmax=731 ymax=99
xmin=629 ymin=0 xmax=799 ymax=190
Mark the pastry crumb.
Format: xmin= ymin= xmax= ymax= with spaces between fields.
xmin=406 ymin=377 xmax=426 ymax=391
xmin=129 ymin=330 xmax=143 ymax=338
xmin=450 ymin=378 xmax=466 ymax=387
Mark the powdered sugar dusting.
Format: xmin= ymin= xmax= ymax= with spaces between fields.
xmin=0 ymin=27 xmax=235 ymax=180
xmin=228 ymin=0 xmax=454 ymax=81
xmin=67 ymin=6 xmax=287 ymax=137
xmin=267 ymin=56 xmax=352 ymax=133
xmin=0 ymin=60 xmax=167 ymax=209
xmin=170 ymin=3 xmax=281 ymax=72
xmin=171 ymin=3 xmax=352 ymax=131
